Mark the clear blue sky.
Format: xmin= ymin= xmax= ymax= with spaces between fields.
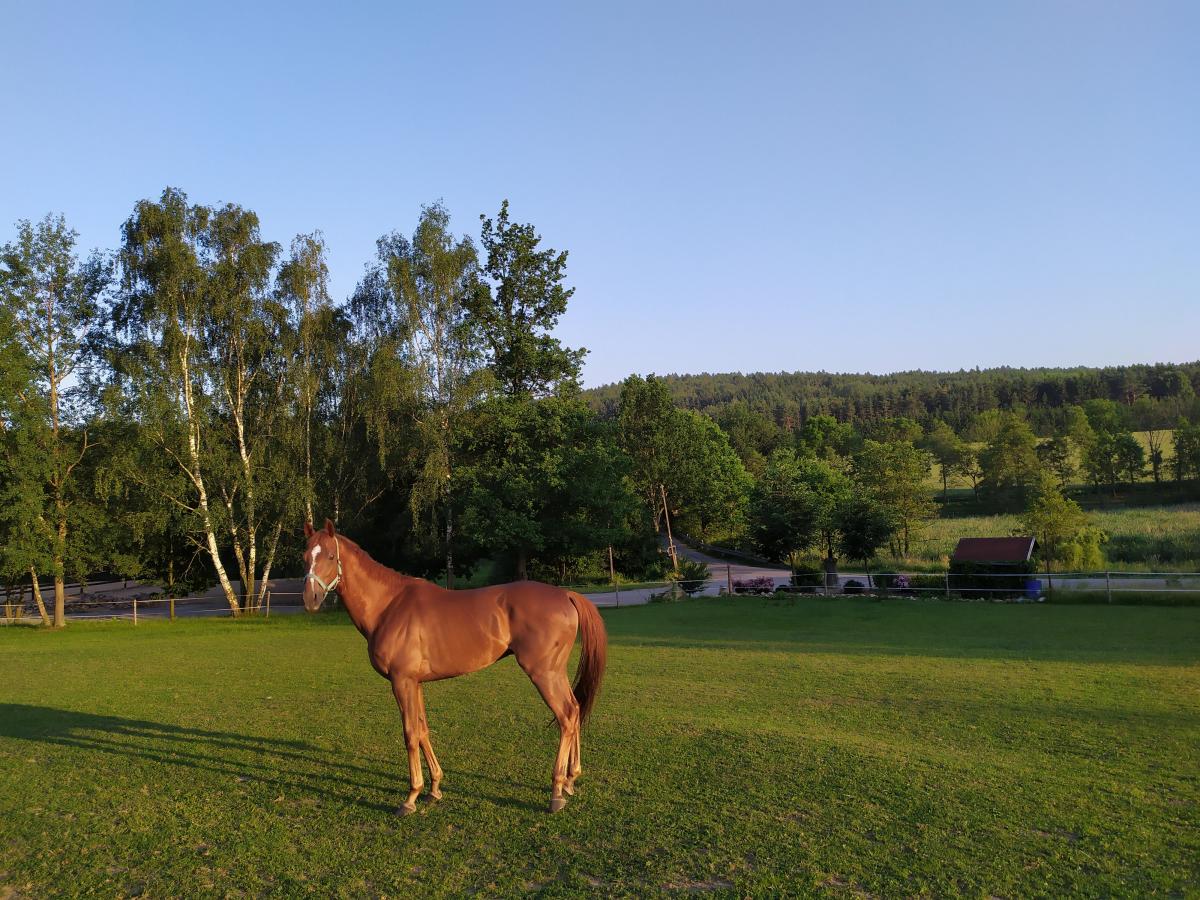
xmin=3 ymin=1 xmax=1197 ymax=387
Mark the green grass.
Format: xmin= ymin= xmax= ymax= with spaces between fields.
xmin=2 ymin=600 xmax=1198 ymax=897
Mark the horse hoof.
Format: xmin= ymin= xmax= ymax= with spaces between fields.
xmin=563 ymin=783 xmax=575 ymax=796
xmin=548 ymin=797 xmax=568 ymax=813
xmin=397 ymin=803 xmax=418 ymax=817
xmin=425 ymin=788 xmax=443 ymax=802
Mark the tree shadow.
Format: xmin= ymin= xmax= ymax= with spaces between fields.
xmin=602 ymin=596 xmax=1200 ymax=665
xmin=0 ymin=703 xmax=543 ymax=815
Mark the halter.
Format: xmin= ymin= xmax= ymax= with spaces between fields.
xmin=306 ymin=536 xmax=343 ymax=601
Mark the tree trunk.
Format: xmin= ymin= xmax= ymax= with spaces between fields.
xmin=29 ymin=568 xmax=50 ymax=627
xmin=53 ymin=516 xmax=67 ymax=628
xmin=515 ymin=547 xmax=528 ymax=581
xmin=444 ymin=503 xmax=454 ymax=589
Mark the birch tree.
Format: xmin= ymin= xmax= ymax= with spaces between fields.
xmin=113 ymin=188 xmax=300 ymax=614
xmin=352 ymin=204 xmax=488 ymax=586
xmin=277 ymin=232 xmax=342 ymax=525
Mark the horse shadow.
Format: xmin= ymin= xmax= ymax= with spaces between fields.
xmin=0 ymin=703 xmax=539 ymax=815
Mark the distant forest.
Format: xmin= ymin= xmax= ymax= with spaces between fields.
xmin=586 ymin=363 xmax=1200 ymax=435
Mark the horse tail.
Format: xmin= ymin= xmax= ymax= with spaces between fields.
xmin=568 ymin=592 xmax=608 ymax=728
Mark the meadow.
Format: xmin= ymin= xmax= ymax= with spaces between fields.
xmin=2 ymin=597 xmax=1197 ymax=897
xmin=916 ymin=503 xmax=1200 ymax=571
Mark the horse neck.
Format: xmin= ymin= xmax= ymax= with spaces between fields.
xmin=336 ymin=542 xmax=392 ymax=635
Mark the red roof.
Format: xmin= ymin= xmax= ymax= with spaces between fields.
xmin=952 ymin=537 xmax=1036 ymax=563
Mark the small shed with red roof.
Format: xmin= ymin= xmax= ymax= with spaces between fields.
xmin=950 ymin=536 xmax=1038 ymax=598
xmin=951 ymin=537 xmax=1037 ymax=565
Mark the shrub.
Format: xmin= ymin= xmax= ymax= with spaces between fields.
xmin=733 ymin=576 xmax=776 ymax=594
xmin=843 ymin=579 xmax=865 ymax=595
xmin=670 ymin=558 xmax=711 ymax=595
xmin=789 ymin=564 xmax=822 ymax=588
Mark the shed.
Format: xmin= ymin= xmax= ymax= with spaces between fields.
xmin=950 ymin=536 xmax=1038 ymax=598
xmin=951 ymin=537 xmax=1036 ymax=565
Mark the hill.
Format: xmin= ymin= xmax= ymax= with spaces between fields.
xmin=586 ymin=362 xmax=1200 ymax=432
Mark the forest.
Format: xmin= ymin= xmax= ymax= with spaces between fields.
xmin=3 ymin=188 xmax=1199 ymax=628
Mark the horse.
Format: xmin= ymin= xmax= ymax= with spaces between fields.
xmin=302 ymin=519 xmax=607 ymax=814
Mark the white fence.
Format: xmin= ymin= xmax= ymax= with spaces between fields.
xmin=4 ymin=570 xmax=1198 ymax=625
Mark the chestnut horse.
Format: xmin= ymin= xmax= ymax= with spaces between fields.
xmin=302 ymin=519 xmax=607 ymax=814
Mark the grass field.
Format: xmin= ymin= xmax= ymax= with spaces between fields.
xmin=914 ymin=504 xmax=1200 ymax=571
xmin=2 ymin=599 xmax=1198 ymax=897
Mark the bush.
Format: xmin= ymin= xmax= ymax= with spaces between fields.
xmin=733 ymin=576 xmax=776 ymax=595
xmin=843 ymin=579 xmax=865 ymax=595
xmin=670 ymin=558 xmax=711 ymax=595
xmin=789 ymin=564 xmax=822 ymax=588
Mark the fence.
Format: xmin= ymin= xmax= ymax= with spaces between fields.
xmin=5 ymin=569 xmax=1199 ymax=625
xmin=1 ymin=590 xmax=307 ymax=625
xmin=731 ymin=569 xmax=1200 ymax=605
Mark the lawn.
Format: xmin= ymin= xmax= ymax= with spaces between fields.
xmin=1 ymin=598 xmax=1197 ymax=897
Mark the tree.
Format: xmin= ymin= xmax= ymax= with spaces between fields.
xmin=353 ymin=204 xmax=489 ymax=586
xmin=797 ymin=414 xmax=857 ymax=462
xmin=795 ymin=457 xmax=853 ymax=571
xmin=113 ymin=188 xmax=299 ymax=615
xmin=977 ymin=415 xmax=1040 ymax=503
xmin=834 ymin=495 xmax=895 ymax=570
xmin=748 ymin=449 xmax=820 ymax=573
xmin=717 ymin=404 xmax=781 ymax=475
xmin=669 ymin=411 xmax=751 ymax=544
xmin=458 ymin=397 xmax=633 ymax=581
xmin=922 ymin=420 xmax=968 ymax=502
xmin=0 ymin=214 xmax=110 ymax=626
xmin=862 ymin=417 xmax=923 ymax=445
xmin=1036 ymin=436 xmax=1076 ymax=487
xmin=851 ymin=440 xmax=934 ymax=557
xmin=277 ymin=232 xmax=343 ymax=525
xmin=617 ymin=375 xmax=750 ymax=561
xmin=1021 ymin=473 xmax=1104 ymax=572
xmin=471 ymin=201 xmax=584 ymax=398
xmin=1172 ymin=420 xmax=1200 ymax=482
xmin=1081 ymin=415 xmax=1144 ymax=494
xmin=1130 ymin=397 xmax=1170 ymax=483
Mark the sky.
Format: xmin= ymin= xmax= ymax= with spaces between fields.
xmin=2 ymin=1 xmax=1197 ymax=388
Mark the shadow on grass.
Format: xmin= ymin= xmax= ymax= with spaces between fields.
xmin=602 ymin=596 xmax=1200 ymax=664
xmin=0 ymin=703 xmax=544 ymax=815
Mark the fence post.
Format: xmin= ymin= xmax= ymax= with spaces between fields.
xmin=615 ymin=587 xmax=619 ymax=609
xmin=132 ymin=595 xmax=138 ymax=626
xmin=945 ymin=571 xmax=950 ymax=600
xmin=1106 ymin=571 xmax=1112 ymax=604
xmin=170 ymin=596 xmax=175 ymax=621
xmin=266 ymin=591 xmax=271 ymax=619
xmin=726 ymin=564 xmax=732 ymax=596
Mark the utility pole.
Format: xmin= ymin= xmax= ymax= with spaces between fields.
xmin=660 ymin=483 xmax=678 ymax=571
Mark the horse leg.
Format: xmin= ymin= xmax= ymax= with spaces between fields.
xmin=416 ymin=684 xmax=443 ymax=801
xmin=565 ymin=726 xmax=581 ymax=796
xmin=526 ymin=668 xmax=579 ymax=813
xmin=390 ymin=676 xmax=424 ymax=816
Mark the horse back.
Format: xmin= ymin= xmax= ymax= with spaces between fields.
xmin=371 ymin=579 xmax=577 ymax=681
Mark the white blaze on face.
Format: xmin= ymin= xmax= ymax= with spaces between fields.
xmin=310 ymin=542 xmax=323 ymax=573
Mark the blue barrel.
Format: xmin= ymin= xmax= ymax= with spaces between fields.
xmin=1024 ymin=578 xmax=1042 ymax=600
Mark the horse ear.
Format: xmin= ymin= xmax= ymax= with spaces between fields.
xmin=304 ymin=521 xmax=314 ymax=538
xmin=324 ymin=518 xmax=336 ymax=537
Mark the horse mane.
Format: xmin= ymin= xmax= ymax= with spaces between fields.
xmin=337 ymin=535 xmax=426 ymax=595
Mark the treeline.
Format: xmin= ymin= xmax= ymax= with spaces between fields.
xmin=5 ymin=189 xmax=1200 ymax=629
xmin=0 ymin=192 xmax=752 ymax=627
xmin=587 ymin=365 xmax=1200 ymax=436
